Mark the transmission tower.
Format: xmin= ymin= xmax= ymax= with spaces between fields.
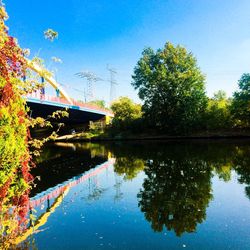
xmin=107 ymin=65 xmax=118 ymax=104
xmin=75 ymin=71 xmax=103 ymax=102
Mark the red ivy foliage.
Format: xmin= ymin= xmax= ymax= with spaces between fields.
xmin=0 ymin=178 xmax=12 ymax=202
xmin=0 ymin=35 xmax=26 ymax=106
xmin=0 ymin=5 xmax=32 ymax=239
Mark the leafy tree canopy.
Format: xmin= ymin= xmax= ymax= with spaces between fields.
xmin=44 ymin=28 xmax=58 ymax=42
xmin=132 ymin=42 xmax=207 ymax=133
xmin=88 ymin=99 xmax=106 ymax=108
xmin=205 ymin=90 xmax=232 ymax=130
xmin=231 ymin=73 xmax=250 ymax=127
xmin=213 ymin=90 xmax=227 ymax=101
xmin=111 ymin=97 xmax=142 ymax=122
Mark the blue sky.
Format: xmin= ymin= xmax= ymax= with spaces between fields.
xmin=4 ymin=0 xmax=250 ymax=104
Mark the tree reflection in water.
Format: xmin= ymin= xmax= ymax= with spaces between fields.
xmin=107 ymin=141 xmax=250 ymax=236
xmin=2 ymin=141 xmax=250 ymax=246
xmin=138 ymin=157 xmax=212 ymax=236
xmin=233 ymin=145 xmax=250 ymax=199
xmin=114 ymin=157 xmax=145 ymax=180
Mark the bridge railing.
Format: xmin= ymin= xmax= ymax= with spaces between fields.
xmin=26 ymin=92 xmax=113 ymax=116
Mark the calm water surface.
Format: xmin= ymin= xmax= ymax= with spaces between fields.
xmin=19 ymin=141 xmax=250 ymax=249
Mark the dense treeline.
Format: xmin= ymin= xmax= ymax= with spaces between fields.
xmin=110 ymin=42 xmax=250 ymax=136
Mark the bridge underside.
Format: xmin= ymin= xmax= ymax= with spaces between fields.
xmin=27 ymin=101 xmax=106 ymax=124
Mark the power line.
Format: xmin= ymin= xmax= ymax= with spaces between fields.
xmin=75 ymin=71 xmax=103 ymax=102
xmin=107 ymin=64 xmax=118 ymax=105
xmin=59 ymin=83 xmax=85 ymax=94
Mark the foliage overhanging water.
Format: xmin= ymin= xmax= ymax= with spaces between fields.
xmin=2 ymin=140 xmax=250 ymax=249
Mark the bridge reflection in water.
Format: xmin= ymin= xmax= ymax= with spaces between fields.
xmin=13 ymin=158 xmax=115 ymax=246
xmin=4 ymin=141 xmax=250 ymax=249
xmin=2 ymin=142 xmax=114 ymax=247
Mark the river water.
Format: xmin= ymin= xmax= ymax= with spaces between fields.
xmin=15 ymin=140 xmax=250 ymax=249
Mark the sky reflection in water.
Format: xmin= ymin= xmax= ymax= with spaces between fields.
xmin=6 ymin=141 xmax=250 ymax=249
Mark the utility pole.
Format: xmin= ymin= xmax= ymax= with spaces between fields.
xmin=107 ymin=65 xmax=118 ymax=105
xmin=75 ymin=71 xmax=103 ymax=102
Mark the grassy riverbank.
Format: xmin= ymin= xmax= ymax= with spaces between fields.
xmin=54 ymin=128 xmax=250 ymax=142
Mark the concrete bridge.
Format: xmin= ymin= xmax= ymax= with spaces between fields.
xmin=25 ymin=60 xmax=113 ymax=124
xmin=26 ymin=93 xmax=113 ymax=124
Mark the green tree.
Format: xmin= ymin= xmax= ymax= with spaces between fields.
xmin=88 ymin=99 xmax=106 ymax=108
xmin=231 ymin=73 xmax=250 ymax=127
xmin=132 ymin=42 xmax=207 ymax=134
xmin=44 ymin=28 xmax=58 ymax=42
xmin=213 ymin=90 xmax=227 ymax=101
xmin=111 ymin=97 xmax=142 ymax=130
xmin=205 ymin=90 xmax=232 ymax=130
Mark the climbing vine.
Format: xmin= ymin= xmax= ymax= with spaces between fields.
xmin=0 ymin=4 xmax=32 ymax=247
xmin=0 ymin=3 xmax=69 ymax=246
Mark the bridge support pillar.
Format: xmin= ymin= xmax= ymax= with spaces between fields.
xmin=105 ymin=115 xmax=112 ymax=125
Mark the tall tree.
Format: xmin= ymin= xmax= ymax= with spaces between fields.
xmin=132 ymin=42 xmax=207 ymax=133
xmin=111 ymin=97 xmax=142 ymax=130
xmin=231 ymin=73 xmax=250 ymax=127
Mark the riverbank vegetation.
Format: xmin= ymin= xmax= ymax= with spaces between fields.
xmin=0 ymin=5 xmax=31 ymax=246
xmin=0 ymin=4 xmax=67 ymax=246
xmin=105 ymin=42 xmax=250 ymax=138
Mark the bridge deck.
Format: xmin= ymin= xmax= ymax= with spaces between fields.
xmin=26 ymin=94 xmax=113 ymax=124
